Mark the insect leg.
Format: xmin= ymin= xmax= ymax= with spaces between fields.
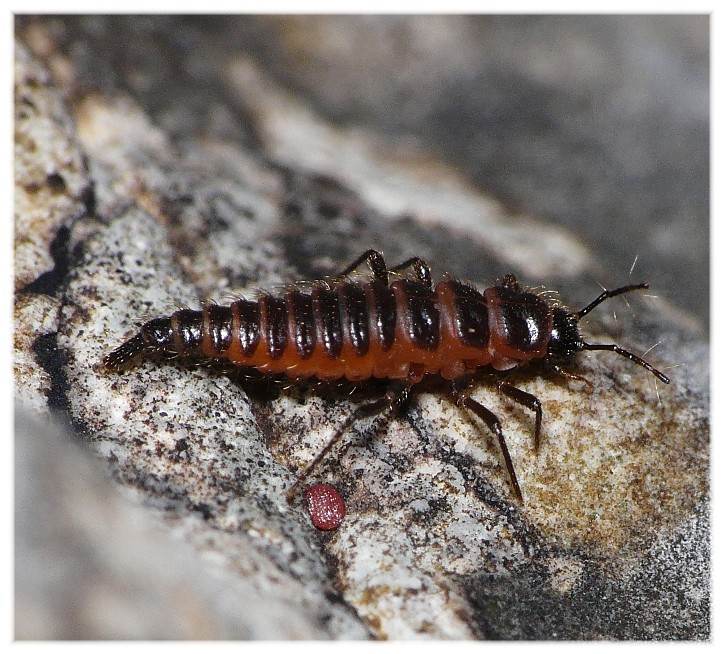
xmin=337 ymin=249 xmax=390 ymax=285
xmin=286 ymin=381 xmax=411 ymax=500
xmin=452 ymin=380 xmax=523 ymax=503
xmin=550 ymin=365 xmax=594 ymax=388
xmin=336 ymin=250 xmax=432 ymax=288
xmin=498 ymin=381 xmax=543 ymax=451
xmin=388 ymin=257 xmax=433 ymax=288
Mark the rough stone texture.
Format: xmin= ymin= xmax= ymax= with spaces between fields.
xmin=14 ymin=42 xmax=91 ymax=291
xmin=14 ymin=17 xmax=708 ymax=640
xmin=16 ymin=409 xmax=360 ymax=639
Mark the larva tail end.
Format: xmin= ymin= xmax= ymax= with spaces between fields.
xmin=103 ymin=334 xmax=147 ymax=371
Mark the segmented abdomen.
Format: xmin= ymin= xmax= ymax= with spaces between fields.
xmin=155 ymin=279 xmax=553 ymax=382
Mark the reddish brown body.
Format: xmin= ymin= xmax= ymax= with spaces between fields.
xmin=160 ymin=279 xmax=550 ymax=384
xmin=104 ymin=250 xmax=669 ymax=503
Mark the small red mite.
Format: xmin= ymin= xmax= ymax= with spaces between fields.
xmin=304 ymin=483 xmax=346 ymax=530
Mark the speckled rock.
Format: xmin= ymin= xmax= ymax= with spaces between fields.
xmin=14 ymin=17 xmax=708 ymax=640
xmin=14 ymin=42 xmax=91 ymax=291
xmin=15 ymin=408 xmax=361 ymax=639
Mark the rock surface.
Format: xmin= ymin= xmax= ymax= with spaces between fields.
xmin=14 ymin=17 xmax=708 ymax=640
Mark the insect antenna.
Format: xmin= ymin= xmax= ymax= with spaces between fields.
xmin=573 ymin=282 xmax=670 ymax=384
xmin=578 ymin=342 xmax=670 ymax=384
xmin=574 ymin=282 xmax=650 ymax=320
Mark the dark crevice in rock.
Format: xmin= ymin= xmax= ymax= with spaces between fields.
xmin=18 ymin=225 xmax=71 ymax=297
xmin=18 ymin=177 xmax=96 ymax=298
xmin=30 ymin=331 xmax=92 ymax=442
